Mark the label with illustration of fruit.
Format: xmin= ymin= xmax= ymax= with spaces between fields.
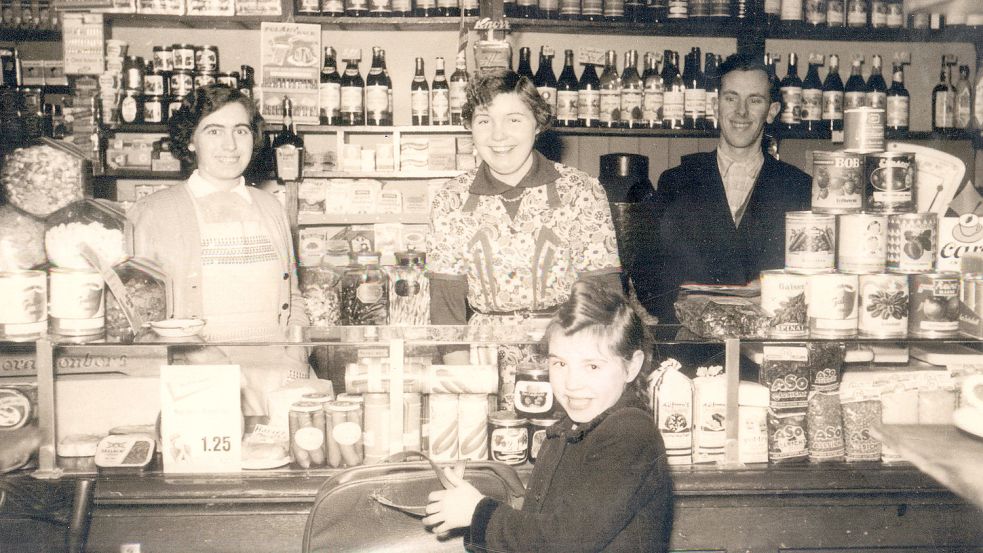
xmin=858 ymin=273 xmax=908 ymax=337
xmin=513 ymin=380 xmax=553 ymax=416
xmin=811 ymin=151 xmax=863 ymax=214
xmin=909 ymin=273 xmax=960 ymax=337
xmin=864 ymin=152 xmax=915 ymax=214
xmin=886 ymin=213 xmax=937 ymax=273
xmin=490 ymin=427 xmax=528 ymax=465
xmin=807 ymin=273 xmax=859 ymax=337
xmin=785 ymin=211 xmax=836 ymax=272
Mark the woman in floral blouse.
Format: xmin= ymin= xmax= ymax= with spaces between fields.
xmin=427 ymin=69 xmax=623 ymax=408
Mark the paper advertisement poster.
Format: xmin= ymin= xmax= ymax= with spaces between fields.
xmin=160 ymin=365 xmax=242 ymax=473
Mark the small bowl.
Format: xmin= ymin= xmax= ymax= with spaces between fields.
xmin=149 ymin=318 xmax=206 ymax=338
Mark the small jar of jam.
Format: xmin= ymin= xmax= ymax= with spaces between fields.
xmin=528 ymin=417 xmax=557 ymax=463
xmin=488 ymin=410 xmax=528 ymax=465
xmin=513 ymin=363 xmax=553 ymax=418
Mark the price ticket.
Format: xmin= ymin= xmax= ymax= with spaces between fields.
xmin=160 ymin=365 xmax=242 ymax=473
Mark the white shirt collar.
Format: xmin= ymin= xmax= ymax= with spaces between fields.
xmin=187 ymin=170 xmax=252 ymax=203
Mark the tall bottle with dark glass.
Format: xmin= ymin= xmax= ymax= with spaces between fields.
xmin=535 ymin=48 xmax=558 ymax=119
xmin=365 ymin=47 xmax=391 ymax=126
xmin=662 ymin=50 xmax=685 ymax=130
xmin=578 ymin=62 xmax=601 ymax=128
xmin=844 ymin=56 xmax=866 ymax=110
xmin=411 ymin=57 xmax=430 ymax=126
xmin=822 ymin=54 xmax=844 ymax=135
xmin=865 ymin=54 xmax=887 ymax=111
xmin=779 ymin=52 xmax=803 ymax=131
xmin=449 ymin=54 xmax=469 ymax=126
xmin=340 ymin=56 xmax=364 ymax=126
xmin=273 ymin=97 xmax=304 ymax=181
xmin=682 ymin=47 xmax=705 ymax=130
xmin=599 ymin=50 xmax=622 ymax=128
xmin=642 ymin=52 xmax=663 ymax=128
xmin=955 ymin=64 xmax=971 ymax=131
xmin=703 ymin=53 xmax=719 ymax=130
xmin=517 ymin=47 xmax=534 ymax=81
xmin=800 ymin=54 xmax=823 ymax=136
xmin=556 ymin=49 xmax=579 ymax=127
xmin=932 ymin=57 xmax=955 ymax=134
xmin=885 ymin=61 xmax=909 ymax=138
xmin=431 ymin=56 xmax=450 ymax=126
xmin=620 ymin=50 xmax=643 ymax=128
xmin=319 ymin=47 xmax=341 ymax=125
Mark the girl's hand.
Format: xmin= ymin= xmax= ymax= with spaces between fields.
xmin=422 ymin=467 xmax=485 ymax=536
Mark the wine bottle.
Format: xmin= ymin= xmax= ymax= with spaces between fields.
xmin=365 ymin=47 xmax=391 ymax=126
xmin=517 ymin=47 xmax=535 ymax=81
xmin=449 ymin=54 xmax=469 ymax=126
xmin=273 ymin=96 xmax=304 ymax=181
xmin=346 ymin=0 xmax=368 ymax=17
xmin=578 ymin=62 xmax=601 ymax=128
xmin=662 ymin=50 xmax=685 ymax=130
xmin=411 ymin=57 xmax=430 ymax=126
xmin=932 ymin=57 xmax=955 ymax=134
xmin=846 ymin=0 xmax=867 ymax=27
xmin=641 ymin=51 xmax=664 ymax=129
xmin=620 ymin=49 xmax=643 ymax=129
xmin=369 ymin=0 xmax=392 ymax=16
xmin=319 ymin=47 xmax=341 ymax=125
xmin=801 ymin=53 xmax=823 ymax=136
xmin=843 ymin=56 xmax=866 ymax=110
xmin=647 ymin=0 xmax=668 ymax=22
xmin=431 ymin=56 xmax=450 ymax=126
xmin=392 ymin=0 xmax=412 ymax=16
xmin=955 ymin=64 xmax=971 ymax=131
xmin=779 ymin=51 xmax=803 ymax=131
xmin=322 ymin=0 xmax=344 ymax=16
xmin=415 ymin=0 xmax=437 ymax=16
xmin=381 ymin=49 xmax=394 ymax=125
xmin=865 ymin=54 xmax=887 ymax=111
xmin=535 ymin=47 xmax=558 ymax=119
xmin=556 ymin=49 xmax=579 ymax=127
xmin=539 ymin=0 xmax=559 ymax=18
xmin=516 ymin=0 xmax=538 ymax=17
xmin=604 ymin=0 xmax=625 ymax=20
xmin=437 ymin=0 xmax=460 ymax=17
xmin=763 ymin=0 xmax=780 ymax=24
xmin=559 ymin=0 xmax=580 ymax=19
xmin=682 ymin=47 xmax=705 ymax=130
xmin=822 ymin=54 xmax=844 ymax=135
xmin=340 ymin=56 xmax=365 ymax=126
xmin=463 ymin=0 xmax=479 ymax=15
xmin=599 ymin=50 xmax=622 ymax=128
xmin=885 ymin=61 xmax=909 ymax=138
xmin=582 ymin=0 xmax=603 ymax=20
xmin=703 ymin=53 xmax=719 ymax=130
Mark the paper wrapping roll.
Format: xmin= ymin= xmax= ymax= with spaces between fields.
xmin=427 ymin=394 xmax=459 ymax=461
xmin=457 ymin=394 xmax=489 ymax=460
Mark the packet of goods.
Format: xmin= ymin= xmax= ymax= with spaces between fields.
xmin=649 ymin=358 xmax=693 ymax=465
xmin=839 ymin=380 xmax=882 ymax=462
xmin=692 ymin=365 xmax=726 ymax=464
xmin=880 ymin=380 xmax=919 ymax=462
xmin=674 ymin=295 xmax=768 ymax=339
xmin=738 ymin=381 xmax=770 ymax=464
xmin=805 ymin=342 xmax=845 ymax=462
xmin=767 ymin=408 xmax=808 ymax=463
xmin=760 ymin=345 xmax=810 ymax=411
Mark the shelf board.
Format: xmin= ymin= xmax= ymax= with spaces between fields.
xmin=298 ymin=212 xmax=430 ymax=225
xmin=548 ymin=127 xmax=720 ymax=138
xmin=99 ymin=168 xmax=184 ymax=178
xmin=296 ymin=124 xmax=468 ymax=133
xmin=103 ymin=13 xmax=281 ymax=30
xmin=305 ymin=170 xmax=463 ymax=178
xmin=107 ymin=123 xmax=169 ymax=134
xmin=506 ymin=17 xmax=743 ymax=37
xmin=293 ymin=15 xmax=477 ymax=30
xmin=0 ymin=27 xmax=61 ymax=41
xmin=765 ymin=23 xmax=983 ymax=44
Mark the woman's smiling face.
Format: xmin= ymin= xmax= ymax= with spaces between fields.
xmin=470 ymin=92 xmax=539 ymax=187
xmin=190 ymin=102 xmax=255 ymax=189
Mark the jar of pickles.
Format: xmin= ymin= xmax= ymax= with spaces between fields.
xmin=326 ymin=400 xmax=364 ymax=468
xmin=289 ymin=401 xmax=327 ymax=468
xmin=340 ymin=251 xmax=388 ymax=326
xmin=386 ymin=251 xmax=430 ymax=326
xmin=298 ymin=262 xmax=344 ymax=327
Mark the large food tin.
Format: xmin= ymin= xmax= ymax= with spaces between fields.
xmin=807 ymin=272 xmax=859 ymax=338
xmin=843 ymin=107 xmax=885 ymax=153
xmin=195 ymin=45 xmax=219 ymax=73
xmin=760 ymin=270 xmax=809 ymax=338
xmin=811 ymin=150 xmax=864 ymax=214
xmin=858 ymin=273 xmax=909 ymax=338
xmin=48 ymin=267 xmax=105 ymax=337
xmin=0 ymin=270 xmax=47 ymax=341
xmin=488 ymin=410 xmax=528 ymax=466
xmin=785 ymin=211 xmax=836 ymax=273
xmin=171 ymin=44 xmax=196 ymax=71
xmin=909 ymin=272 xmax=960 ymax=338
xmin=864 ymin=151 xmax=916 ymax=214
xmin=887 ymin=213 xmax=937 ymax=273
xmin=837 ymin=213 xmax=887 ymax=273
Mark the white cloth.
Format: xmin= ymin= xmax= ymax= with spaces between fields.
xmin=717 ymin=149 xmax=764 ymax=226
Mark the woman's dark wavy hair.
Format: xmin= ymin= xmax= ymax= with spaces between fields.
xmin=545 ymin=280 xmax=654 ymax=408
xmin=168 ymin=84 xmax=265 ymax=164
xmin=461 ymin=69 xmax=552 ymax=131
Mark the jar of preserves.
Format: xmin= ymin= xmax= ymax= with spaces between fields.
xmin=386 ymin=250 xmax=429 ymax=326
xmin=216 ymin=72 xmax=238 ymax=89
xmin=143 ymin=96 xmax=164 ymax=124
xmin=169 ymin=70 xmax=194 ymax=98
xmin=172 ymin=44 xmax=196 ymax=71
xmin=513 ymin=363 xmax=554 ymax=418
xmin=340 ymin=251 xmax=388 ymax=326
xmin=194 ymin=71 xmax=217 ymax=89
xmin=152 ymin=45 xmax=174 ymax=72
xmin=488 ymin=410 xmax=528 ymax=465
xmin=195 ymin=45 xmax=219 ymax=73
xmin=143 ymin=69 xmax=168 ymax=97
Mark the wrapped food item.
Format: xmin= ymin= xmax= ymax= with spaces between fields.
xmin=45 ymin=199 xmax=127 ymax=270
xmin=805 ymin=342 xmax=845 ymax=463
xmin=760 ymin=345 xmax=810 ymax=412
xmin=767 ymin=409 xmax=808 ymax=463
xmin=649 ymin=358 xmax=693 ymax=465
xmin=104 ymin=257 xmax=170 ymax=343
xmin=1 ymin=139 xmax=91 ymax=218
xmin=692 ymin=365 xmax=726 ymax=464
xmin=674 ymin=295 xmax=768 ymax=339
xmin=0 ymin=205 xmax=46 ymax=271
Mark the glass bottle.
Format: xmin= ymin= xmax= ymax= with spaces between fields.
xmin=340 ymin=56 xmax=365 ymax=126
xmin=780 ymin=0 xmax=803 ymax=24
xmin=369 ymin=0 xmax=392 ymax=16
xmin=556 ymin=49 xmax=580 ymax=127
xmin=517 ymin=47 xmax=535 ymax=81
xmin=647 ymin=0 xmax=668 ymax=22
xmin=822 ymin=53 xmax=844 ymax=135
xmin=620 ymin=49 xmax=643 ymax=129
xmin=865 ymin=53 xmax=887 ymax=111
xmin=954 ymin=64 xmax=971 ymax=131
xmin=581 ymin=0 xmax=603 ymax=20
xmin=414 ymin=0 xmax=437 ymax=16
xmin=341 ymin=251 xmax=389 ymax=326
xmin=779 ymin=51 xmax=803 ymax=131
xmin=431 ymin=56 xmax=450 ymax=126
xmin=239 ymin=65 xmax=255 ymax=99
xmin=516 ymin=0 xmax=537 ymax=17
xmin=604 ymin=0 xmax=625 ymax=20
xmin=642 ymin=52 xmax=664 ymax=129
xmin=662 ymin=50 xmax=685 ymax=130
xmin=539 ymin=0 xmax=559 ymax=17
xmin=346 ymin=0 xmax=368 ymax=17
xmin=437 ymin=0 xmax=460 ymax=16
xmin=559 ymin=0 xmax=580 ymax=19
xmin=365 ymin=47 xmax=391 ymax=126
xmin=463 ymin=0 xmax=479 ymax=15
xmin=843 ymin=56 xmax=866 ymax=110
xmin=599 ymin=49 xmax=622 ymax=128
xmin=846 ymin=0 xmax=867 ymax=27
xmin=449 ymin=54 xmax=469 ymax=126
xmin=391 ymin=0 xmax=412 ymax=16
xmin=931 ymin=57 xmax=955 ymax=134
xmin=273 ymin=97 xmax=305 ymax=181
xmin=800 ymin=54 xmax=823 ymax=136
xmin=885 ymin=61 xmax=909 ymax=138
xmin=577 ymin=62 xmax=601 ymax=128
xmin=534 ymin=47 xmax=558 ymax=119
xmin=320 ymin=47 xmax=342 ymax=125
xmin=703 ymin=53 xmax=720 ymax=130
xmin=411 ymin=57 xmax=430 ymax=126
xmin=322 ymin=0 xmax=344 ymax=15
xmin=683 ymin=47 xmax=705 ymax=130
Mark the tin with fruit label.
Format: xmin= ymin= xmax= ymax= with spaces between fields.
xmin=488 ymin=410 xmax=528 ymax=466
xmin=514 ymin=363 xmax=553 ymax=418
xmin=785 ymin=211 xmax=836 ymax=274
xmin=887 ymin=213 xmax=937 ymax=273
xmin=811 ymin=150 xmax=864 ymax=214
xmin=909 ymin=272 xmax=960 ymax=338
xmin=760 ymin=270 xmax=809 ymax=338
xmin=0 ymin=270 xmax=47 ymax=341
xmin=807 ymin=272 xmax=859 ymax=338
xmin=864 ymin=151 xmax=916 ymax=214
xmin=858 ymin=273 xmax=909 ymax=338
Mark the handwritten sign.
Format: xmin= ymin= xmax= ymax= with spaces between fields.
xmin=160 ymin=365 xmax=241 ymax=473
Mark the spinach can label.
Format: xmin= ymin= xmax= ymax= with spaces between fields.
xmin=811 ymin=150 xmax=863 ymax=213
xmin=858 ymin=273 xmax=908 ymax=338
xmin=909 ymin=272 xmax=960 ymax=338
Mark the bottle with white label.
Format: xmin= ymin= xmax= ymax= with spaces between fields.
xmin=431 ymin=56 xmax=450 ymax=126
xmin=779 ymin=51 xmax=803 ymax=130
xmin=662 ymin=50 xmax=685 ymax=130
xmin=932 ymin=57 xmax=955 ymax=133
xmin=865 ymin=54 xmax=887 ymax=111
xmin=578 ymin=62 xmax=601 ymax=128
xmin=411 ymin=57 xmax=430 ymax=126
xmin=365 ymin=47 xmax=391 ymax=126
xmin=340 ymin=56 xmax=365 ymax=126
xmin=843 ymin=57 xmax=866 ymax=111
xmin=683 ymin=47 xmax=705 ymax=130
xmin=621 ymin=49 xmax=643 ymax=128
xmin=319 ymin=47 xmax=341 ymax=125
xmin=885 ymin=61 xmax=908 ymax=138
xmin=599 ymin=49 xmax=622 ymax=128
xmin=556 ymin=49 xmax=579 ymax=127
xmin=449 ymin=54 xmax=469 ymax=126
xmin=822 ymin=54 xmax=844 ymax=135
xmin=801 ymin=54 xmax=823 ymax=136
xmin=535 ymin=47 xmax=557 ymax=118
xmin=641 ymin=52 xmax=663 ymax=129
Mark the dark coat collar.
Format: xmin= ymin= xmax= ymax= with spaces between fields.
xmin=547 ymin=393 xmax=645 ymax=443
xmin=468 ymin=150 xmax=561 ymax=197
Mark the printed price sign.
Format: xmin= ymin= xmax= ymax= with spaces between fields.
xmin=160 ymin=365 xmax=242 ymax=473
xmin=577 ymin=47 xmax=605 ymax=66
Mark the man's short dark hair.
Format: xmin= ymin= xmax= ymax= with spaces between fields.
xmin=718 ymin=52 xmax=780 ymax=103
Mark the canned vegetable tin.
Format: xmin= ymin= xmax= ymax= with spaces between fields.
xmin=864 ymin=151 xmax=916 ymax=214
xmin=811 ymin=150 xmax=864 ymax=214
xmin=807 ymin=272 xmax=859 ymax=338
xmin=858 ymin=273 xmax=909 ymax=338
xmin=785 ymin=211 xmax=836 ymax=273
xmin=48 ymin=267 xmax=105 ymax=338
xmin=837 ymin=213 xmax=887 ymax=273
xmin=0 ymin=270 xmax=47 ymax=341
xmin=909 ymin=272 xmax=960 ymax=338
xmin=760 ymin=270 xmax=809 ymax=338
xmin=488 ymin=410 xmax=528 ymax=465
xmin=887 ymin=213 xmax=938 ymax=273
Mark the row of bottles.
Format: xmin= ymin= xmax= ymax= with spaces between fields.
xmin=931 ymin=56 xmax=977 ymax=135
xmin=296 ymin=0 xmax=478 ymax=16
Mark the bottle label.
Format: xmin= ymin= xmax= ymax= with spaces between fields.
xmin=621 ymin=89 xmax=642 ymax=123
xmin=886 ymin=95 xmax=909 ymax=127
xmin=826 ymin=0 xmax=844 ymax=24
xmin=847 ymin=0 xmax=867 ymax=25
xmin=934 ymin=90 xmax=954 ymax=128
xmin=356 ymin=282 xmax=383 ymax=305
xmin=805 ymin=0 xmax=827 ymax=24
xmin=663 ymin=90 xmax=685 ymax=120
xmin=870 ymin=0 xmax=887 ymax=26
xmin=886 ymin=1 xmax=902 ymax=26
xmin=392 ymin=0 xmax=411 ymax=10
xmin=801 ymin=88 xmax=822 ymax=121
xmin=557 ymin=90 xmax=578 ymax=121
xmin=866 ymin=91 xmax=886 ymax=110
xmin=323 ymin=0 xmax=344 ymax=11
xmin=578 ymin=89 xmax=600 ymax=121
xmin=581 ymin=0 xmax=602 ymax=15
xmin=667 ymin=0 xmax=687 ymax=17
xmin=348 ymin=0 xmax=368 ymax=9
xmin=298 ymin=0 xmax=319 ymax=11
xmin=780 ymin=0 xmax=802 ymax=20
xmin=600 ymin=89 xmax=620 ymax=123
xmin=341 ymin=86 xmax=364 ymax=113
xmin=276 ymin=145 xmax=302 ymax=181
xmin=559 ymin=0 xmax=580 ymax=15
xmin=704 ymin=90 xmax=718 ymax=123
xmin=121 ymin=95 xmax=139 ymax=123
xmin=780 ymin=87 xmax=802 ymax=124
xmin=514 ymin=381 xmax=554 ymax=415
xmin=844 ymin=91 xmax=866 ymax=110
xmin=540 ymin=0 xmax=559 ymax=11
xmin=684 ymin=88 xmax=706 ymax=118
xmin=411 ymin=89 xmax=429 ymax=117
xmin=437 ymin=0 xmax=456 ymax=8
xmin=365 ymin=85 xmax=389 ymax=115
xmin=537 ymin=86 xmax=557 ymax=113
xmin=370 ymin=0 xmax=392 ymax=12
xmin=956 ymin=89 xmax=971 ymax=128
xmin=432 ymin=89 xmax=450 ymax=124
xmin=823 ymin=90 xmax=843 ymax=120
xmin=450 ymin=82 xmax=468 ymax=114
xmin=417 ymin=0 xmax=435 ymax=7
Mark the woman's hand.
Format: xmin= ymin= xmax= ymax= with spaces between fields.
xmin=422 ymin=467 xmax=485 ymax=536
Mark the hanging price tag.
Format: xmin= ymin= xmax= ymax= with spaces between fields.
xmin=160 ymin=365 xmax=242 ymax=473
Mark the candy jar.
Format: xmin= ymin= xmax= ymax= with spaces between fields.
xmin=340 ymin=251 xmax=388 ymax=326
xmin=386 ymin=250 xmax=430 ymax=326
xmin=104 ymin=257 xmax=171 ymax=343
xmin=44 ymin=198 xmax=127 ymax=270
xmin=298 ymin=255 xmax=346 ymax=328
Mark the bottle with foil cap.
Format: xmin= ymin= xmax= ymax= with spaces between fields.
xmin=341 ymin=250 xmax=389 ymax=326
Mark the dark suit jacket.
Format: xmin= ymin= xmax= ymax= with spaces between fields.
xmin=639 ymin=150 xmax=812 ymax=322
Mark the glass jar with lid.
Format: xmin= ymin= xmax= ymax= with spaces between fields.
xmin=340 ymin=251 xmax=388 ymax=326
xmin=514 ymin=362 xmax=554 ymax=418
xmin=298 ymin=252 xmax=348 ymax=328
xmin=386 ymin=250 xmax=430 ymax=326
xmin=44 ymin=198 xmax=127 ymax=270
xmin=104 ymin=256 xmax=171 ymax=343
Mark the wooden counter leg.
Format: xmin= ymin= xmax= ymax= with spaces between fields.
xmin=67 ymin=478 xmax=94 ymax=553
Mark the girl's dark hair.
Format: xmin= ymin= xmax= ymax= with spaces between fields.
xmin=168 ymin=84 xmax=265 ymax=163
xmin=546 ymin=281 xmax=654 ymax=408
xmin=461 ymin=69 xmax=552 ymax=131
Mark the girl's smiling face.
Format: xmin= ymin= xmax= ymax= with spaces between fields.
xmin=547 ymin=329 xmax=644 ymax=423
xmin=470 ymin=92 xmax=539 ymax=187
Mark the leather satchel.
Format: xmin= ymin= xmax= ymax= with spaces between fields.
xmin=302 ymin=451 xmax=526 ymax=553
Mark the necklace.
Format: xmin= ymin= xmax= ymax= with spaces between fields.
xmin=499 ymin=193 xmax=524 ymax=204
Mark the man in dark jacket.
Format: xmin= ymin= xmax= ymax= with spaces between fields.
xmin=641 ymin=53 xmax=812 ymax=323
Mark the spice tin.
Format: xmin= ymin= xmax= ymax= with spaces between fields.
xmin=887 ymin=213 xmax=937 ymax=273
xmin=325 ymin=400 xmax=363 ymax=468
xmin=0 ymin=270 xmax=47 ymax=341
xmin=289 ymin=400 xmax=327 ymax=468
xmin=152 ymin=46 xmax=173 ymax=72
xmin=48 ymin=267 xmax=105 ymax=337
xmin=169 ymin=70 xmax=194 ymax=97
xmin=143 ymin=71 xmax=167 ymax=97
xmin=807 ymin=272 xmax=859 ymax=338
xmin=195 ymin=45 xmax=219 ymax=73
xmin=843 ymin=107 xmax=885 ymax=153
xmin=514 ymin=363 xmax=553 ymax=418
xmin=427 ymin=393 xmax=459 ymax=461
xmin=858 ymin=273 xmax=909 ymax=338
xmin=909 ymin=272 xmax=960 ymax=338
xmin=143 ymin=96 xmax=164 ymax=124
xmin=0 ymin=387 xmax=32 ymax=430
xmin=785 ymin=211 xmax=836 ymax=273
xmin=457 ymin=393 xmax=489 ymax=461
xmin=172 ymin=44 xmax=196 ymax=71
xmin=837 ymin=213 xmax=887 ymax=273
xmin=217 ymin=72 xmax=238 ymax=89
xmin=760 ymin=270 xmax=809 ymax=338
xmin=528 ymin=417 xmax=557 ymax=463
xmin=194 ymin=71 xmax=217 ymax=89
xmin=811 ymin=150 xmax=863 ymax=213
xmin=488 ymin=410 xmax=528 ymax=466
xmin=865 ymin=151 xmax=916 ymax=214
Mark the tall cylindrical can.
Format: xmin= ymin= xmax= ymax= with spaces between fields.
xmin=811 ymin=150 xmax=864 ymax=214
xmin=908 ymin=272 xmax=960 ymax=338
xmin=427 ymin=393 xmax=459 ymax=461
xmin=961 ymin=273 xmax=983 ymax=317
xmin=760 ymin=270 xmax=809 ymax=338
xmin=48 ymin=267 xmax=105 ymax=338
xmin=864 ymin=151 xmax=916 ymax=214
xmin=837 ymin=213 xmax=887 ymax=273
xmin=858 ymin=273 xmax=909 ymax=338
xmin=457 ymin=394 xmax=489 ymax=461
xmin=843 ymin=107 xmax=885 ymax=154
xmin=289 ymin=401 xmax=327 ymax=468
xmin=807 ymin=272 xmax=859 ymax=338
xmin=362 ymin=393 xmax=390 ymax=464
xmin=887 ymin=213 xmax=937 ymax=274
xmin=0 ymin=270 xmax=47 ymax=341
xmin=326 ymin=400 xmax=363 ymax=468
xmin=785 ymin=211 xmax=836 ymax=273
xmin=488 ymin=410 xmax=528 ymax=466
